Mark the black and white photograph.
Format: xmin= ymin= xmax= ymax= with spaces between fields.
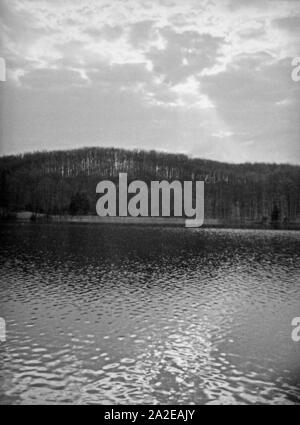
xmin=0 ymin=0 xmax=300 ymax=410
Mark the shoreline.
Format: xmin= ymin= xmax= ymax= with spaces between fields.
xmin=1 ymin=212 xmax=300 ymax=230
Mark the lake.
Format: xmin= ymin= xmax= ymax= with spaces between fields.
xmin=0 ymin=223 xmax=299 ymax=404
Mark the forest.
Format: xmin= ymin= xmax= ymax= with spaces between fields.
xmin=0 ymin=147 xmax=299 ymax=226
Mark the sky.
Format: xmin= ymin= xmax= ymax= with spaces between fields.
xmin=0 ymin=0 xmax=299 ymax=164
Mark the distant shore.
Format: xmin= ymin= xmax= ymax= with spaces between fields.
xmin=1 ymin=211 xmax=300 ymax=230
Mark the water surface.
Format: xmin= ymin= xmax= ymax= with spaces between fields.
xmin=0 ymin=223 xmax=299 ymax=404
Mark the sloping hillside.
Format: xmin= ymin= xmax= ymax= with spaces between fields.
xmin=0 ymin=147 xmax=299 ymax=226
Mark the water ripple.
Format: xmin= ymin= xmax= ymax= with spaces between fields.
xmin=0 ymin=224 xmax=300 ymax=404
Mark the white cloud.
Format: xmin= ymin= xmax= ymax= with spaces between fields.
xmin=212 ymin=130 xmax=234 ymax=139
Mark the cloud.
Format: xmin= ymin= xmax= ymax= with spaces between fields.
xmin=127 ymin=20 xmax=157 ymax=48
xmin=90 ymin=62 xmax=150 ymax=84
xmin=272 ymin=15 xmax=300 ymax=39
xmin=19 ymin=68 xmax=87 ymax=89
xmin=147 ymin=27 xmax=225 ymax=85
xmin=237 ymin=26 xmax=266 ymax=40
xmin=227 ymin=0 xmax=287 ymax=11
xmin=89 ymin=24 xmax=123 ymax=40
xmin=212 ymin=130 xmax=234 ymax=139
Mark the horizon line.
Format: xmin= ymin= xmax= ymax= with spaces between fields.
xmin=0 ymin=145 xmax=299 ymax=168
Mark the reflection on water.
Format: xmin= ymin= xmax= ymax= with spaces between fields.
xmin=0 ymin=223 xmax=299 ymax=404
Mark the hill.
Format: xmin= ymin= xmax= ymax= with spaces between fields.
xmin=0 ymin=147 xmax=299 ymax=227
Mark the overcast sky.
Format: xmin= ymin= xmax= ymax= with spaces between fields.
xmin=0 ymin=0 xmax=299 ymax=163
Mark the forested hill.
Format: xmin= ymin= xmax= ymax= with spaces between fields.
xmin=0 ymin=147 xmax=299 ymax=225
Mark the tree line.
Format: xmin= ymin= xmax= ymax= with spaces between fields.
xmin=0 ymin=147 xmax=299 ymax=225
